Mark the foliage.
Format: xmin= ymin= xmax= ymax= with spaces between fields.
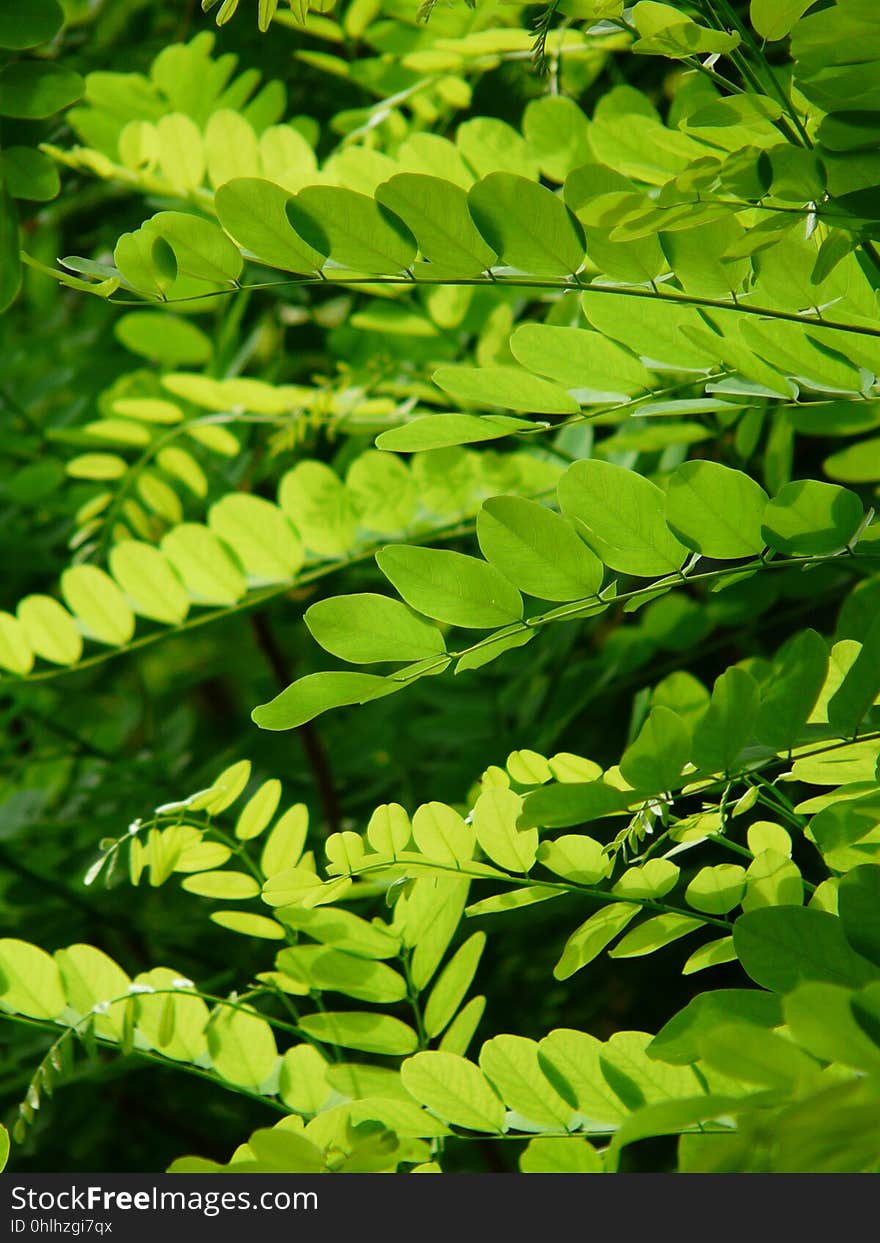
xmin=2 ymin=0 xmax=880 ymax=1175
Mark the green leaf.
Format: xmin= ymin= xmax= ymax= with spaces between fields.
xmin=252 ymin=670 xmax=404 ymax=730
xmin=686 ymin=865 xmax=748 ymax=915
xmin=790 ymin=738 xmax=880 ymax=785
xmin=324 ymin=1063 xmax=408 ymax=1102
xmin=155 ymin=114 xmax=204 ymax=192
xmin=2 ymin=147 xmax=60 ymax=201
xmin=376 ymin=414 xmax=532 ymax=453
xmin=538 ymin=1028 xmax=627 ymax=1125
xmin=290 ymin=186 xmax=416 ymax=273
xmin=401 ymin=877 xmax=469 ymax=990
xmin=60 ymin=565 xmax=135 ymax=646
xmin=536 ymin=834 xmax=612 ymax=884
xmin=17 ymin=595 xmax=82 ymax=666
xmin=181 ymin=870 xmax=261 ymax=899
xmin=476 ymin=497 xmax=603 ymax=602
xmin=604 ymin=1028 xmax=701 ymax=1107
xmin=0 ymin=0 xmax=63 ymax=49
xmin=813 ymin=804 xmax=870 ymax=883
xmin=345 ymin=450 xmax=417 ymax=534
xmin=211 ymin=912 xmax=285 ymax=939
xmin=553 ymin=903 xmax=640 ymax=980
xmin=215 ymin=177 xmax=324 ymax=274
xmin=56 ymin=944 xmax=129 ymax=1037
xmin=161 ymin=524 xmax=246 ymax=605
xmin=742 ymin=850 xmax=804 ymax=911
xmin=412 ymin=802 xmax=475 ymax=867
xmin=454 ymin=625 xmax=534 ymax=673
xmin=324 ymin=831 xmax=366 ymax=877
xmin=509 ymin=750 xmax=556 ymax=784
xmin=613 ymin=860 xmax=680 ymax=900
xmin=278 ymin=1045 xmax=331 ymax=1115
xmin=632 ymin=1 xmax=740 ymax=55
xmin=523 ymin=95 xmax=593 ymax=183
xmin=465 ymin=886 xmax=563 ymax=917
xmin=115 ymin=313 xmax=211 ymax=367
xmin=143 ymin=430 xmax=205 ymax=474
xmin=306 ymin=594 xmax=446 ymax=664
xmin=145 ymin=211 xmax=243 ymax=285
xmin=823 ymin=438 xmax=880 ymax=484
xmin=665 ymin=461 xmax=769 ymax=558
xmin=132 ymin=968 xmax=208 ymax=1062
xmin=424 ymin=932 xmax=486 ymax=1038
xmin=439 ymin=995 xmax=486 ymax=1057
xmin=521 ymin=780 xmax=631 ymax=829
xmin=838 ymin=865 xmax=880 ymax=968
xmin=277 ymin=906 xmax=400 ymax=959
xmin=176 ymin=842 xmax=233 ymax=872
xmin=520 ymin=1136 xmax=603 ymax=1173
xmin=432 ymin=365 xmax=579 ymax=415
xmin=375 ymin=174 xmax=496 ymax=275
xmin=680 ymin=937 xmax=738 ymax=976
xmin=733 ymin=906 xmax=880 ymax=992
xmin=510 ymin=324 xmax=652 ymax=397
xmin=400 ymin=1052 xmax=505 ymax=1132
xmin=66 ymin=453 xmax=127 ymax=480
xmin=235 ymin=780 xmax=282 ymax=841
xmin=827 ymin=614 xmax=880 ymax=739
xmin=755 ymin=629 xmax=828 ymax=752
xmin=298 ymin=1011 xmax=418 ymax=1055
xmin=747 ymin=821 xmax=792 ymax=856
xmin=109 ymin=541 xmax=190 ymax=625
xmin=0 ymin=939 xmax=66 ymax=1019
xmin=276 ymin=946 xmax=407 ymax=1003
xmin=472 ymin=787 xmax=537 ymax=873
xmin=620 ymin=706 xmax=689 ymax=792
xmin=691 ymin=667 xmax=760 ymax=774
xmin=259 ymin=805 xmax=308 ymax=876
xmin=208 ymin=494 xmax=303 ymax=583
xmin=698 ymin=1022 xmax=819 ymax=1090
xmin=113 ymin=229 xmax=175 ymax=299
xmin=0 ymin=62 xmax=83 ymax=118
xmin=207 ymin=1006 xmax=278 ymax=1088
xmin=558 ymin=460 xmax=688 ymax=577
xmin=457 ymin=116 xmax=538 ymax=180
xmin=762 ymin=480 xmax=863 ymax=555
xmin=649 ymin=988 xmax=783 ymax=1064
xmin=278 ymin=462 xmax=356 ymax=557
xmin=0 ymin=611 xmax=33 ymax=675
xmin=784 ymin=981 xmax=880 ymax=1073
xmin=606 ymin=1095 xmax=752 ymax=1171
xmin=376 ymin=545 xmax=523 ymax=629
xmin=750 ymin=0 xmax=820 ymax=42
xmin=608 ymin=914 xmax=704 ymax=958
xmin=366 ymin=804 xmax=411 ymax=858
xmin=193 ymin=759 xmax=251 ymax=815
xmin=468 ymin=173 xmax=585 ymax=276
xmin=480 ymin=1034 xmax=575 ymax=1127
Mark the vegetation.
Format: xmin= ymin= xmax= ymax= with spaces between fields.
xmin=2 ymin=0 xmax=880 ymax=1174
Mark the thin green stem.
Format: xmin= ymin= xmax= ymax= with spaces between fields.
xmin=404 ymin=954 xmax=428 ymax=1050
xmin=1 ymin=1010 xmax=290 ymax=1119
xmin=5 ymin=518 xmax=479 ymax=685
xmin=97 ymin=273 xmax=880 ymax=342
xmin=342 ymin=858 xmax=734 ymax=932
xmin=392 ymin=547 xmax=875 ymax=685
